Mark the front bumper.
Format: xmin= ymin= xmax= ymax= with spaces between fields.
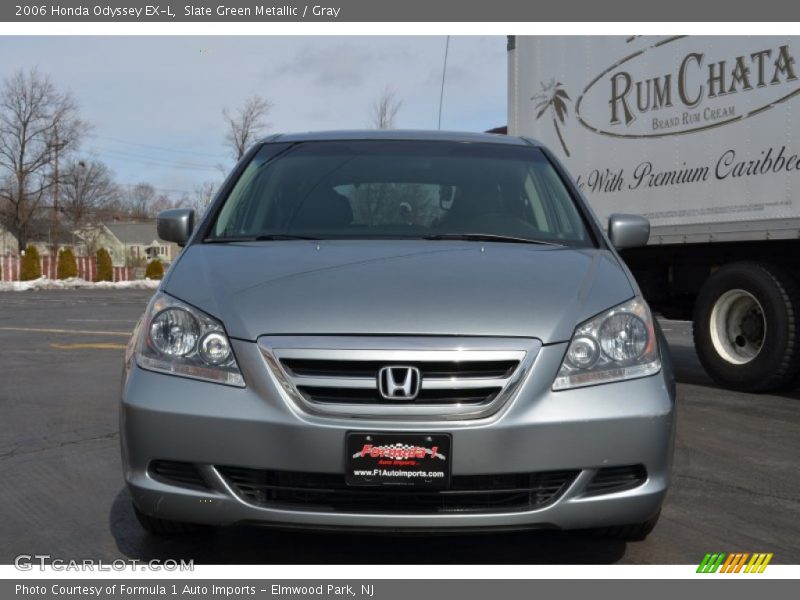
xmin=121 ymin=338 xmax=675 ymax=531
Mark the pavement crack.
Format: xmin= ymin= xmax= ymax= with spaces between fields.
xmin=674 ymin=472 xmax=800 ymax=504
xmin=0 ymin=431 xmax=119 ymax=462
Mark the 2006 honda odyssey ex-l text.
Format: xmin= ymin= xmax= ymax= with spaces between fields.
xmin=121 ymin=130 xmax=675 ymax=540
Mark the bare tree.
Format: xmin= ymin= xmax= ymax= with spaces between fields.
xmin=125 ymin=182 xmax=157 ymax=219
xmin=370 ymin=86 xmax=402 ymax=129
xmin=192 ymin=181 xmax=217 ymax=215
xmin=167 ymin=181 xmax=217 ymax=220
xmin=222 ymin=95 xmax=273 ymax=161
xmin=150 ymin=193 xmax=178 ymax=216
xmin=60 ymin=159 xmax=118 ymax=227
xmin=0 ymin=68 xmax=84 ymax=251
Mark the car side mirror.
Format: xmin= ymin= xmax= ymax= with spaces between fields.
xmin=608 ymin=213 xmax=650 ymax=249
xmin=157 ymin=208 xmax=195 ymax=247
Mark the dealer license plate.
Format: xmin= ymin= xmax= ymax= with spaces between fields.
xmin=345 ymin=433 xmax=451 ymax=489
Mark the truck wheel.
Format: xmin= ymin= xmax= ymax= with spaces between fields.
xmin=693 ymin=262 xmax=800 ymax=392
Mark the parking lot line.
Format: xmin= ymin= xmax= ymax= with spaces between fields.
xmin=0 ymin=326 xmax=131 ymax=337
xmin=49 ymin=342 xmax=128 ymax=350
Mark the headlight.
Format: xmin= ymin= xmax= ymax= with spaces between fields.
xmin=553 ymin=297 xmax=660 ymax=390
xmin=136 ymin=292 xmax=245 ymax=387
xmin=149 ymin=308 xmax=200 ymax=356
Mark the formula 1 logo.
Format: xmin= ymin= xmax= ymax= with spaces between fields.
xmin=354 ymin=443 xmax=446 ymax=461
xmin=697 ymin=552 xmax=773 ymax=573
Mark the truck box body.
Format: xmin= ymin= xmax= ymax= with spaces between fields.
xmin=508 ymin=35 xmax=800 ymax=244
xmin=509 ymin=35 xmax=800 ymax=392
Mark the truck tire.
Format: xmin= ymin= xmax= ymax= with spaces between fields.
xmin=693 ymin=262 xmax=800 ymax=392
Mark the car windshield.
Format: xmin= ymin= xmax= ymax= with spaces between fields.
xmin=208 ymin=140 xmax=594 ymax=247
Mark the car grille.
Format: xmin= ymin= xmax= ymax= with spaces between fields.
xmin=282 ymin=359 xmax=519 ymax=379
xmin=584 ymin=465 xmax=647 ymax=495
xmin=259 ymin=336 xmax=541 ymax=419
xmin=148 ymin=460 xmax=208 ymax=490
xmin=217 ymin=466 xmax=578 ymax=514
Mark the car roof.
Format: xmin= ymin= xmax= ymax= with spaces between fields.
xmin=263 ymin=129 xmax=541 ymax=147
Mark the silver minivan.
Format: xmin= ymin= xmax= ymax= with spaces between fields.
xmin=121 ymin=130 xmax=675 ymax=540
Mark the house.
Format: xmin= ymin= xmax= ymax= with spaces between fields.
xmin=22 ymin=231 xmax=81 ymax=257
xmin=0 ymin=224 xmax=18 ymax=255
xmin=74 ymin=221 xmax=179 ymax=267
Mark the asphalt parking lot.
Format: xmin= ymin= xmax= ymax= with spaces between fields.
xmin=1 ymin=289 xmax=799 ymax=565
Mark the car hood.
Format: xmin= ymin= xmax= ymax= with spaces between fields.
xmin=164 ymin=240 xmax=635 ymax=343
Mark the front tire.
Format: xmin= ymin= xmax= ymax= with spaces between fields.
xmin=693 ymin=262 xmax=800 ymax=392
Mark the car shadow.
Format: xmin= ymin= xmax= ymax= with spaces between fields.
xmin=110 ymin=488 xmax=627 ymax=564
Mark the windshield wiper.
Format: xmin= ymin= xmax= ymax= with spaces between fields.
xmin=423 ymin=233 xmax=563 ymax=246
xmin=205 ymin=234 xmax=322 ymax=243
xmin=204 ymin=236 xmax=255 ymax=243
xmin=254 ymin=234 xmax=322 ymax=241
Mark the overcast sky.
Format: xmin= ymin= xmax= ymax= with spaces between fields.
xmin=0 ymin=36 xmax=507 ymax=197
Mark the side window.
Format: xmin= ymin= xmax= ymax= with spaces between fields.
xmin=523 ymin=173 xmax=551 ymax=233
xmin=213 ymin=143 xmax=292 ymax=237
xmin=522 ymin=163 xmax=587 ymax=242
xmin=214 ymin=163 xmax=259 ymax=237
xmin=538 ymin=165 xmax=584 ymax=239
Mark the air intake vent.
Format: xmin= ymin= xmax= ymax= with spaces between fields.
xmin=148 ymin=460 xmax=207 ymax=490
xmin=585 ymin=465 xmax=647 ymax=496
xmin=217 ymin=466 xmax=578 ymax=514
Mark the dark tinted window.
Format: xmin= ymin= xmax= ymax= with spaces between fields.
xmin=210 ymin=140 xmax=592 ymax=246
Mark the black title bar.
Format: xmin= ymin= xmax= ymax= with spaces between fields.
xmin=3 ymin=0 xmax=800 ymax=22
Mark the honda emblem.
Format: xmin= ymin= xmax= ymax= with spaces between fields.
xmin=378 ymin=366 xmax=422 ymax=400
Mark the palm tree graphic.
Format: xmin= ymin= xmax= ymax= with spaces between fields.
xmin=532 ymin=79 xmax=571 ymax=157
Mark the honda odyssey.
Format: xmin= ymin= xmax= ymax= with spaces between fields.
xmin=121 ymin=130 xmax=675 ymax=540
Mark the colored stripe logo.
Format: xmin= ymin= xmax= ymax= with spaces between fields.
xmin=697 ymin=552 xmax=773 ymax=573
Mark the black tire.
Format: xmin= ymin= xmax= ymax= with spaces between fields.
xmin=593 ymin=510 xmax=661 ymax=542
xmin=692 ymin=262 xmax=800 ymax=393
xmin=133 ymin=504 xmax=204 ymax=536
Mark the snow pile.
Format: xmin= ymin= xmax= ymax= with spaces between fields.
xmin=0 ymin=277 xmax=161 ymax=292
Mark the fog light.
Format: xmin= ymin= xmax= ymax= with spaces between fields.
xmin=198 ymin=331 xmax=232 ymax=365
xmin=566 ymin=336 xmax=599 ymax=368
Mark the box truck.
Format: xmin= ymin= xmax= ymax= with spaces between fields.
xmin=508 ymin=35 xmax=800 ymax=392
